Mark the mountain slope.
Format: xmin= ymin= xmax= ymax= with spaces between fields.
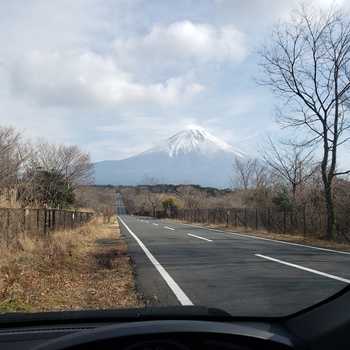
xmin=94 ymin=128 xmax=248 ymax=188
xmin=139 ymin=128 xmax=245 ymax=158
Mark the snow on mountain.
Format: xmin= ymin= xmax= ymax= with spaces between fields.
xmin=139 ymin=128 xmax=245 ymax=158
xmin=94 ymin=128 xmax=248 ymax=188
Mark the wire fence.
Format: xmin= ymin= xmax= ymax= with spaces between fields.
xmin=138 ymin=205 xmax=350 ymax=242
xmin=0 ymin=208 xmax=93 ymax=243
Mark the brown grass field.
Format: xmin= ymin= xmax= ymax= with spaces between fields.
xmin=0 ymin=216 xmax=143 ymax=313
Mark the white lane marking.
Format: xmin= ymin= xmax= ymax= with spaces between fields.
xmin=119 ymin=217 xmax=193 ymax=306
xmin=164 ymin=226 xmax=175 ymax=231
xmin=187 ymin=233 xmax=213 ymax=242
xmin=256 ymin=254 xmax=350 ymax=284
xmin=181 ymin=223 xmax=350 ymax=256
xmin=152 ymin=223 xmax=159 ymax=226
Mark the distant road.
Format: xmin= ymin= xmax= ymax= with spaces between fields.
xmin=116 ymin=193 xmax=127 ymax=215
xmin=118 ymin=214 xmax=350 ymax=317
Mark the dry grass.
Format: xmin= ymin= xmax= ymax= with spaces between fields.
xmin=0 ymin=216 xmax=143 ymax=313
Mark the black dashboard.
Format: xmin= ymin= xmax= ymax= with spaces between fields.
xmin=0 ymin=286 xmax=350 ymax=350
xmin=0 ymin=319 xmax=305 ymax=350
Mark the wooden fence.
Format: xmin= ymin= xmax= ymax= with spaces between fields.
xmin=0 ymin=208 xmax=93 ymax=238
xmin=138 ymin=205 xmax=350 ymax=242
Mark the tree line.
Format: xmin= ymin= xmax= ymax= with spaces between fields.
xmin=117 ymin=170 xmax=350 ymax=242
xmin=0 ymin=125 xmax=94 ymax=209
xmin=118 ymin=173 xmax=350 ymax=217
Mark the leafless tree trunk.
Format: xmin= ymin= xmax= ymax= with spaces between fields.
xmin=176 ymin=185 xmax=208 ymax=210
xmin=258 ymin=135 xmax=317 ymax=204
xmin=0 ymin=125 xmax=32 ymax=205
xmin=20 ymin=140 xmax=94 ymax=208
xmin=257 ymin=3 xmax=350 ymax=240
xmin=229 ymin=158 xmax=269 ymax=190
xmin=33 ymin=140 xmax=94 ymax=187
xmin=140 ymin=176 xmax=164 ymax=217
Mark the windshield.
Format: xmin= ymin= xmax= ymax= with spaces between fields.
xmin=1 ymin=0 xmax=350 ymax=319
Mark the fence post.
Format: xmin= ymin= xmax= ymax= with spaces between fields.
xmin=7 ymin=209 xmax=10 ymax=228
xmin=268 ymin=208 xmax=271 ymax=233
xmin=58 ymin=210 xmax=62 ymax=230
xmin=303 ymin=206 xmax=307 ymax=237
xmin=52 ymin=210 xmax=56 ymax=231
xmin=23 ymin=209 xmax=26 ymax=230
xmin=49 ymin=210 xmax=52 ymax=232
xmin=44 ymin=209 xmax=47 ymax=234
xmin=37 ymin=209 xmax=40 ymax=233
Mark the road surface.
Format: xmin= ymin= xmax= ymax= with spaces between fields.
xmin=116 ymin=192 xmax=127 ymax=215
xmin=118 ymin=214 xmax=350 ymax=317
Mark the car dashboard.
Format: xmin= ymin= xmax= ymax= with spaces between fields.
xmin=0 ymin=286 xmax=350 ymax=350
xmin=0 ymin=318 xmax=304 ymax=350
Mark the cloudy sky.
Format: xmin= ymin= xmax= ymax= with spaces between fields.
xmin=0 ymin=0 xmax=347 ymax=162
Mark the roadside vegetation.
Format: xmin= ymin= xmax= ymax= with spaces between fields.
xmin=0 ymin=125 xmax=142 ymax=313
xmin=116 ymin=177 xmax=350 ymax=245
xmin=0 ymin=216 xmax=143 ymax=313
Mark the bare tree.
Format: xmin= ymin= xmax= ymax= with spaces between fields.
xmin=176 ymin=185 xmax=208 ymax=210
xmin=229 ymin=158 xmax=269 ymax=190
xmin=34 ymin=140 xmax=94 ymax=187
xmin=20 ymin=140 xmax=94 ymax=208
xmin=257 ymin=3 xmax=350 ymax=240
xmin=258 ymin=135 xmax=317 ymax=204
xmin=140 ymin=176 xmax=164 ymax=216
xmin=0 ymin=125 xmax=32 ymax=205
xmin=0 ymin=126 xmax=27 ymax=184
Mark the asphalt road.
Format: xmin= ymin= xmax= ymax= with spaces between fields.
xmin=116 ymin=193 xmax=127 ymax=215
xmin=118 ymin=214 xmax=350 ymax=317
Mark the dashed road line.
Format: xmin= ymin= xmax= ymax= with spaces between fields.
xmin=181 ymin=223 xmax=350 ymax=255
xmin=187 ymin=233 xmax=213 ymax=242
xmin=256 ymin=254 xmax=350 ymax=284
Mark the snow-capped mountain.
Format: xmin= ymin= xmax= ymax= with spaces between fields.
xmin=139 ymin=128 xmax=245 ymax=158
xmin=94 ymin=128 xmax=248 ymax=188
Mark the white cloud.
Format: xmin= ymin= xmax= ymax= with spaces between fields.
xmin=113 ymin=20 xmax=247 ymax=68
xmin=0 ymin=0 xmax=294 ymax=163
xmin=8 ymin=49 xmax=204 ymax=108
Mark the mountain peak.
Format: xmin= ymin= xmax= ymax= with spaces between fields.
xmin=94 ymin=128 xmax=249 ymax=188
xmin=142 ymin=128 xmax=246 ymax=158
